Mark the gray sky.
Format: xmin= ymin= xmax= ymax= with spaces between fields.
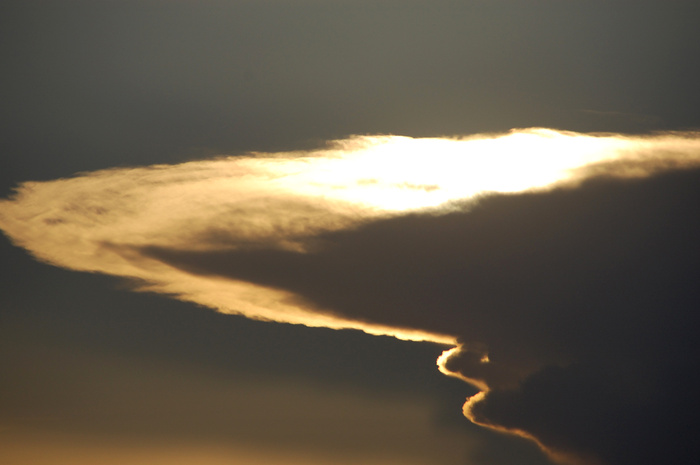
xmin=2 ymin=1 xmax=700 ymax=465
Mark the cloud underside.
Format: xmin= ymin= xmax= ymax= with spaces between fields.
xmin=2 ymin=128 xmax=700 ymax=465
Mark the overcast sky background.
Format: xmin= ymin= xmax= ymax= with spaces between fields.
xmin=2 ymin=1 xmax=700 ymax=465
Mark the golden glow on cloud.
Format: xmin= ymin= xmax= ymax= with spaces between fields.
xmin=2 ymin=128 xmax=700 ymax=345
xmin=436 ymin=346 xmax=489 ymax=391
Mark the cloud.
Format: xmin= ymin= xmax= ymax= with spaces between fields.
xmin=2 ymin=128 xmax=700 ymax=464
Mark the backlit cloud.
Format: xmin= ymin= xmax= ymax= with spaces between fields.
xmin=2 ymin=128 xmax=700 ymax=465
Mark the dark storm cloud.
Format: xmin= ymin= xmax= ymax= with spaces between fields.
xmin=140 ymin=166 xmax=700 ymax=464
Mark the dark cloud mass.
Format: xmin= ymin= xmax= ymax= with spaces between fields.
xmin=142 ymin=166 xmax=700 ymax=465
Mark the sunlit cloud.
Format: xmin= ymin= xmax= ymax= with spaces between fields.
xmin=2 ymin=127 xmax=700 ymax=464
xmin=1 ymin=128 xmax=698 ymax=343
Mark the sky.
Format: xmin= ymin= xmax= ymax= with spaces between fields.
xmin=1 ymin=1 xmax=700 ymax=465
